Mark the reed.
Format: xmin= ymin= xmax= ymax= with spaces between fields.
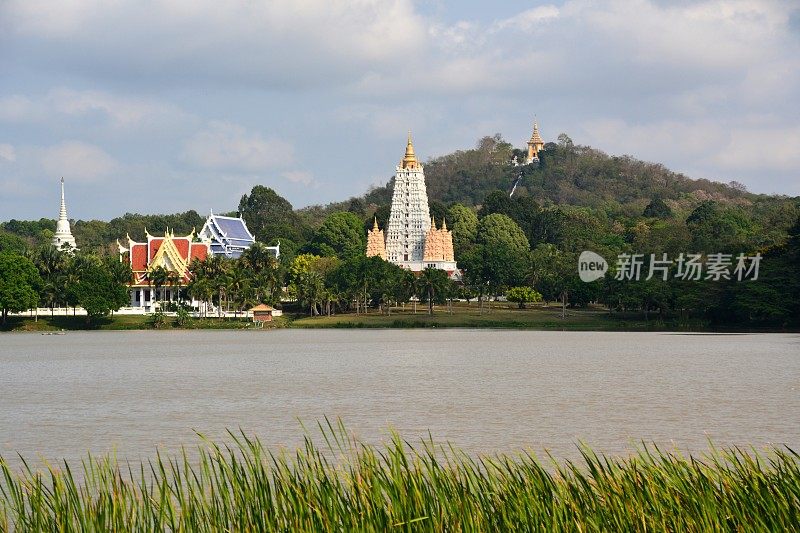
xmin=1 ymin=420 xmax=798 ymax=531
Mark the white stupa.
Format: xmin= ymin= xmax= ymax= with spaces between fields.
xmin=52 ymin=177 xmax=77 ymax=250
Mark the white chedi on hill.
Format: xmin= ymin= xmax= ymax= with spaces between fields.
xmin=52 ymin=177 xmax=77 ymax=251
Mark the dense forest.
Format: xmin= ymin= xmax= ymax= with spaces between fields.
xmin=2 ymin=133 xmax=798 ymax=328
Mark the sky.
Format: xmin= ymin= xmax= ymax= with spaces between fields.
xmin=1 ymin=0 xmax=798 ymax=221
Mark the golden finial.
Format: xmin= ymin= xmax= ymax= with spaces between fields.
xmin=441 ymin=217 xmax=447 ymax=231
xmin=431 ymin=215 xmax=436 ymax=228
xmin=372 ymin=217 xmax=379 ymax=231
xmin=401 ymin=130 xmax=418 ymax=169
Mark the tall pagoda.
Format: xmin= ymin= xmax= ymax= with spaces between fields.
xmin=368 ymin=133 xmax=458 ymax=277
xmin=52 ymin=178 xmax=77 ymax=251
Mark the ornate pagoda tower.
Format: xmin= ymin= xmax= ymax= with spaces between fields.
xmin=526 ymin=121 xmax=545 ymax=164
xmin=374 ymin=133 xmax=458 ymax=277
xmin=52 ymin=177 xmax=77 ymax=250
xmin=385 ymin=132 xmax=432 ymax=269
xmin=366 ymin=217 xmax=387 ymax=260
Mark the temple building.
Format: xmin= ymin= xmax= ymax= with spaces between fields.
xmin=422 ymin=217 xmax=455 ymax=264
xmin=52 ymin=178 xmax=77 ymax=251
xmin=198 ymin=211 xmax=278 ymax=259
xmin=366 ymin=217 xmax=386 ymax=260
xmin=118 ymin=230 xmax=209 ymax=309
xmin=525 ymin=121 xmax=545 ymax=164
xmin=367 ymin=133 xmax=458 ymax=276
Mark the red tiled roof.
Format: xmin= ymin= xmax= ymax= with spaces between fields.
xmin=131 ymin=244 xmax=147 ymax=271
xmin=173 ymin=237 xmax=190 ymax=258
xmin=149 ymin=239 xmax=163 ymax=261
xmin=190 ymin=243 xmax=208 ymax=262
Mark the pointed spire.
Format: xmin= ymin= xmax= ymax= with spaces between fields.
xmin=372 ymin=216 xmax=379 ymax=231
xmin=401 ymin=130 xmax=419 ymax=169
xmin=441 ymin=217 xmax=447 ymax=231
xmin=431 ymin=215 xmax=436 ymax=229
xmin=58 ymin=177 xmax=67 ymax=221
xmin=529 ymin=120 xmax=543 ymax=145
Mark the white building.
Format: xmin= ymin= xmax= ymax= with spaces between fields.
xmin=381 ymin=133 xmax=458 ymax=274
xmin=52 ymin=177 xmax=77 ymax=251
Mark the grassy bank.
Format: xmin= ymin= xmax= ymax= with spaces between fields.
xmin=0 ymin=314 xmax=282 ymax=332
xmin=3 ymin=303 xmax=790 ymax=332
xmin=1 ymin=424 xmax=797 ymax=531
xmin=289 ymin=303 xmax=662 ymax=331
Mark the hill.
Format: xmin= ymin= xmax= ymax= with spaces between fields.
xmin=2 ymin=132 xmax=798 ymax=255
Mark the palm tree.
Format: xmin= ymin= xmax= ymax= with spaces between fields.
xmin=419 ymin=267 xmax=449 ymax=315
xmin=167 ymin=270 xmax=183 ymax=306
xmin=149 ymin=266 xmax=170 ymax=308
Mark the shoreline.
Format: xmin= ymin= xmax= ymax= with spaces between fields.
xmin=2 ymin=307 xmax=796 ymax=334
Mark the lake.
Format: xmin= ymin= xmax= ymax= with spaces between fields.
xmin=1 ymin=330 xmax=798 ymax=467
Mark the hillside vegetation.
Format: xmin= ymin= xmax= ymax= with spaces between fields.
xmin=2 ymin=133 xmax=798 ymax=329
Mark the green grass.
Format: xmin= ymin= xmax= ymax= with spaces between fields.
xmin=0 ymin=314 xmax=280 ymax=332
xmin=290 ymin=303 xmax=680 ymax=331
xmin=1 ymin=421 xmax=798 ymax=531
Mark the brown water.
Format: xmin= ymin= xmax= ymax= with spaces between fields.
xmin=1 ymin=330 xmax=798 ymax=467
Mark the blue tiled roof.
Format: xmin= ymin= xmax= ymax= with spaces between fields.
xmin=200 ymin=214 xmax=255 ymax=258
xmin=214 ymin=217 xmax=253 ymax=241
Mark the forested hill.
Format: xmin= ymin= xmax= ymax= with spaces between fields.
xmin=1 ymin=133 xmax=797 ymax=254
xmin=306 ymin=134 xmax=792 ymax=222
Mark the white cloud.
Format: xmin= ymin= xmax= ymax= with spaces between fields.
xmin=1 ymin=0 xmax=428 ymax=89
xmin=492 ymin=5 xmax=560 ymax=31
xmin=0 ymin=88 xmax=193 ymax=130
xmin=40 ymin=141 xmax=118 ymax=182
xmin=46 ymin=88 xmax=191 ymax=128
xmin=182 ymin=121 xmax=296 ymax=173
xmin=0 ymin=144 xmax=16 ymax=162
xmin=0 ymin=95 xmax=42 ymax=122
xmin=282 ymin=171 xmax=315 ymax=186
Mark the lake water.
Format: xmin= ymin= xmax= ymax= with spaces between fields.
xmin=1 ymin=330 xmax=798 ymax=468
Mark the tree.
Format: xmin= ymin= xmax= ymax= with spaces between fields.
xmin=240 ymin=243 xmax=281 ymax=304
xmin=529 ymin=244 xmax=578 ymax=318
xmin=238 ymin=185 xmax=308 ymax=244
xmin=418 ymin=267 xmax=451 ymax=315
xmin=476 ymin=213 xmax=530 ymax=253
xmin=428 ymin=201 xmax=449 ymax=226
xmin=288 ymin=254 xmax=341 ymax=316
xmin=643 ymin=198 xmax=673 ymax=218
xmin=506 ymin=286 xmax=542 ymax=309
xmin=0 ymin=253 xmax=42 ymax=324
xmin=69 ymin=261 xmax=129 ymax=325
xmin=447 ymin=204 xmax=478 ymax=259
xmin=307 ymin=211 xmax=366 ymax=260
xmin=686 ymin=201 xmax=754 ymax=253
xmin=478 ymin=191 xmax=515 ymax=219
xmin=0 ymin=231 xmax=27 ymax=254
xmin=149 ymin=265 xmax=170 ymax=305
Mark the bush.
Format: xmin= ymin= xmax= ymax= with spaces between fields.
xmin=506 ymin=286 xmax=543 ymax=309
xmin=148 ymin=309 xmax=167 ymax=329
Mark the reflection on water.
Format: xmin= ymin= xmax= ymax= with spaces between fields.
xmin=0 ymin=330 xmax=798 ymax=467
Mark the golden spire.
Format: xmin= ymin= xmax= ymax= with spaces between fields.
xmin=529 ymin=120 xmax=543 ymax=145
xmin=401 ymin=130 xmax=419 ymax=169
xmin=430 ymin=215 xmax=436 ymax=229
xmin=441 ymin=217 xmax=447 ymax=231
xmin=372 ymin=216 xmax=379 ymax=231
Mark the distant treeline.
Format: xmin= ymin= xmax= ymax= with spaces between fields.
xmin=2 ymin=134 xmax=798 ymax=328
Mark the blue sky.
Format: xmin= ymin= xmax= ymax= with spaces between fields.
xmin=1 ymin=0 xmax=798 ymax=221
